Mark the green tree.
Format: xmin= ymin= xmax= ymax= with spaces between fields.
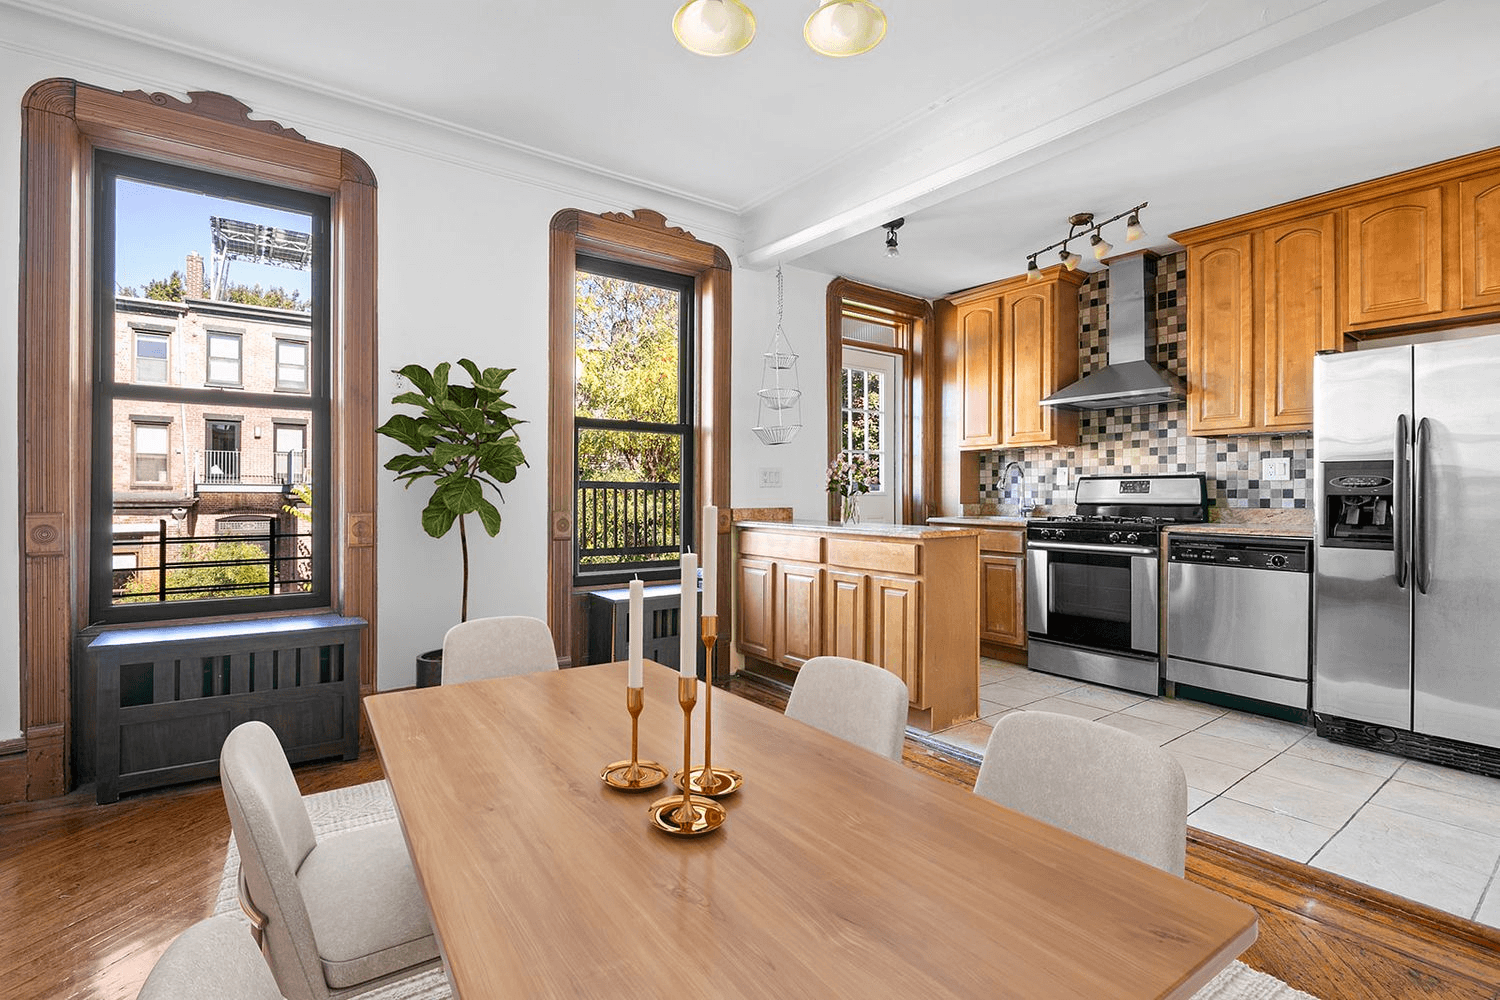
xmin=223 ymin=282 xmax=310 ymax=312
xmin=573 ymin=272 xmax=681 ymax=484
xmin=119 ymin=540 xmax=270 ymax=602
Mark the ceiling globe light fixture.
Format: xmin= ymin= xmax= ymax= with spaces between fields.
xmin=673 ymin=0 xmax=757 ymax=57
xmin=1025 ymin=203 xmax=1148 ymax=276
xmin=805 ymin=0 xmax=887 ymax=57
xmin=883 ymin=218 xmax=904 ymax=258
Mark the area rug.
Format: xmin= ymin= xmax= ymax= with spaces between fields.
xmin=214 ymin=781 xmax=1318 ymax=1000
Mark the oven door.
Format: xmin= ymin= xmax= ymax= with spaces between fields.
xmin=1027 ymin=541 xmax=1158 ymax=656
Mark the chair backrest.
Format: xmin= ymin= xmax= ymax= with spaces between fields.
xmin=974 ymin=711 xmax=1188 ymax=876
xmin=220 ymin=721 xmax=328 ymax=1000
xmin=784 ymin=656 xmax=909 ymax=761
xmin=441 ymin=615 xmax=559 ymax=685
xmin=137 ymin=914 xmax=284 ymax=1000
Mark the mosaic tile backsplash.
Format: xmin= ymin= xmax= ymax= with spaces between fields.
xmin=978 ymin=251 xmax=1313 ymax=511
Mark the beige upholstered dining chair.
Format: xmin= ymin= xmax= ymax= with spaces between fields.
xmin=219 ymin=722 xmax=439 ymax=1000
xmin=441 ymin=614 xmax=559 ymax=685
xmin=973 ymin=710 xmax=1189 ymax=876
xmin=137 ymin=914 xmax=283 ymax=1000
xmin=784 ymin=655 xmax=909 ymax=761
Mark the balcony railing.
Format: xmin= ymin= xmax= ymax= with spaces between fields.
xmin=576 ymin=480 xmax=682 ymax=570
xmin=111 ymin=519 xmax=312 ymax=604
xmin=195 ymin=449 xmax=310 ymax=490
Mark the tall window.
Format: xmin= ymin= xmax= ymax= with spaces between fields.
xmin=572 ymin=256 xmax=694 ymax=584
xmin=91 ymin=151 xmax=331 ymax=623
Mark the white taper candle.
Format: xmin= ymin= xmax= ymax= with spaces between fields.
xmin=701 ymin=505 xmax=718 ymax=617
xmin=679 ymin=552 xmax=698 ymax=678
xmin=627 ymin=578 xmax=644 ymax=688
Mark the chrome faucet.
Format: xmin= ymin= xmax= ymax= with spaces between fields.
xmin=1002 ymin=460 xmax=1028 ymax=512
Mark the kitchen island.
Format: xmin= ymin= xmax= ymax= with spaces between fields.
xmin=734 ymin=520 xmax=980 ymax=731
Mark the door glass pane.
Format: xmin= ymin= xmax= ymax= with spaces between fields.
xmin=850 ymin=370 xmax=865 ymax=410
xmin=574 ymin=269 xmax=681 ymax=421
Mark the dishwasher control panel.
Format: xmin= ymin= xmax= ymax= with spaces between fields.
xmin=1168 ymin=537 xmax=1310 ymax=572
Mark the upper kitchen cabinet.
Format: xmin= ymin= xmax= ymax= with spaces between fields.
xmin=1343 ymin=186 xmax=1445 ymax=329
xmin=940 ymin=269 xmax=1082 ymax=453
xmin=1185 ymin=234 xmax=1256 ymax=434
xmin=1001 ymin=276 xmax=1083 ymax=448
xmin=1460 ymin=169 xmax=1500 ymax=311
xmin=1261 ymin=213 xmax=1339 ymax=429
xmin=954 ymin=296 xmax=1001 ymax=448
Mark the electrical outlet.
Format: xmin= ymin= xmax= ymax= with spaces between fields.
xmin=1056 ymin=467 xmax=1070 ymax=489
xmin=758 ymin=467 xmax=782 ymax=489
xmin=1262 ymin=457 xmax=1291 ymax=481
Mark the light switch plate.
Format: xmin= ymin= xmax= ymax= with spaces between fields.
xmin=1262 ymin=458 xmax=1291 ymax=481
xmin=758 ymin=467 xmax=782 ymax=489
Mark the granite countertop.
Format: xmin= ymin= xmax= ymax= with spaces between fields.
xmin=1167 ymin=522 xmax=1315 ymax=539
xmin=734 ymin=520 xmax=981 ymax=539
xmin=926 ymin=515 xmax=1029 ymax=528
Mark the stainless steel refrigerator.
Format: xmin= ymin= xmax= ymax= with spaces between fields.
xmin=1314 ymin=330 xmax=1500 ymax=759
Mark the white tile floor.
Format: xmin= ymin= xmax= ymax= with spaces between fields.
xmin=929 ymin=658 xmax=1500 ymax=929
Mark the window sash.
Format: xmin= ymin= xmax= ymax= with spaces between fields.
xmin=135 ymin=332 xmax=169 ymax=383
xmin=276 ymin=339 xmax=308 ymax=391
xmin=207 ymin=333 xmax=242 ymax=385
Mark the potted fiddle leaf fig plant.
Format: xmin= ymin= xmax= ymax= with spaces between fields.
xmin=376 ymin=359 xmax=526 ymax=685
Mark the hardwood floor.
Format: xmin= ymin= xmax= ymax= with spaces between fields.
xmin=1 ymin=677 xmax=1496 ymax=1000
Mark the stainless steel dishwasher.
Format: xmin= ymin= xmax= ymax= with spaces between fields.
xmin=1164 ymin=535 xmax=1313 ymax=712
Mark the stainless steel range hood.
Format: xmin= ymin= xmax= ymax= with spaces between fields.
xmin=1041 ymin=252 xmax=1183 ymax=410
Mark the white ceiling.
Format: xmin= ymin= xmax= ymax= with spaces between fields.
xmin=13 ymin=0 xmax=1499 ymax=298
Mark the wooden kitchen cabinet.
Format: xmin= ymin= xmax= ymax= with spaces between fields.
xmin=1261 ymin=213 xmax=1339 ymax=429
xmin=1344 ymin=185 xmax=1445 ymax=329
xmin=772 ymin=562 xmax=821 ymax=670
xmin=824 ymin=569 xmax=868 ymax=661
xmin=1459 ymin=169 xmax=1500 ymax=311
xmin=735 ymin=524 xmax=979 ymax=730
xmin=980 ymin=551 xmax=1025 ymax=649
xmin=955 ymin=297 xmax=1001 ymax=448
xmin=942 ymin=269 xmax=1083 ymax=456
xmin=1186 ymin=234 xmax=1256 ymax=434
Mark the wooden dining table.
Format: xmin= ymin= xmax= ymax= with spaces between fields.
xmin=363 ymin=662 xmax=1257 ymax=999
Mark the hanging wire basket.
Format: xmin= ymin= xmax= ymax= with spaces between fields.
xmin=757 ymin=386 xmax=802 ymax=410
xmin=751 ymin=265 xmax=803 ymax=446
xmin=752 ymin=423 xmax=801 ymax=445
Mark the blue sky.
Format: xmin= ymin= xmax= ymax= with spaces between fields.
xmin=114 ymin=178 xmax=313 ymax=298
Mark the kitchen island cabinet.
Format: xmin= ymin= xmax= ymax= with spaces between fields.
xmin=735 ymin=521 xmax=980 ymax=731
xmin=929 ymin=518 xmax=1028 ymax=663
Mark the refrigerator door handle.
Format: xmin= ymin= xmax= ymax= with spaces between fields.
xmin=1413 ymin=416 xmax=1431 ymax=595
xmin=1394 ymin=414 xmax=1409 ymax=589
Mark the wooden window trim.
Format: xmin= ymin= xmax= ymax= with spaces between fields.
xmin=548 ymin=209 xmax=731 ymax=668
xmin=825 ymin=278 xmax=935 ymax=524
xmin=16 ymin=79 xmax=379 ymax=801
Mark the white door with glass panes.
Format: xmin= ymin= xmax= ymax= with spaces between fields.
xmin=840 ymin=347 xmax=902 ymax=524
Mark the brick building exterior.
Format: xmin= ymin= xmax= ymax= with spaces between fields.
xmin=109 ymin=254 xmax=314 ymax=597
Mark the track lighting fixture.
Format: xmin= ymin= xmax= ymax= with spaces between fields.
xmin=1025 ymin=203 xmax=1148 ymax=276
xmin=883 ymin=218 xmax=904 ymax=258
xmin=674 ymin=0 xmax=886 ymax=57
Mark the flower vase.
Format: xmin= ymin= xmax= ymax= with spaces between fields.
xmin=841 ymin=495 xmax=860 ymax=525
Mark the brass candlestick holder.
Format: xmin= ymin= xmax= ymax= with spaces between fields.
xmin=601 ymin=685 xmax=666 ymax=791
xmin=675 ymin=615 xmax=743 ymax=797
xmin=649 ymin=676 xmax=726 ymax=836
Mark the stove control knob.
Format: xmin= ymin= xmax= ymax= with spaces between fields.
xmin=1268 ymin=553 xmax=1288 ymax=569
xmin=1108 ymin=532 xmax=1122 ymax=543
xmin=1125 ymin=532 xmax=1140 ymax=544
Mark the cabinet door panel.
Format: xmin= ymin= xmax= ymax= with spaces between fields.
xmin=1460 ymin=173 xmax=1500 ymax=311
xmin=1345 ymin=186 xmax=1444 ymax=326
xmin=773 ymin=563 xmax=822 ymax=669
xmin=1188 ymin=235 xmax=1255 ymax=434
xmin=956 ymin=298 xmax=1000 ymax=448
xmin=823 ymin=570 xmax=867 ymax=661
xmin=869 ymin=575 xmax=921 ymax=703
xmin=979 ymin=553 xmax=1025 ymax=648
xmin=1261 ymin=213 xmax=1338 ymax=430
xmin=736 ymin=557 xmax=773 ymax=659
xmin=1002 ymin=289 xmax=1052 ymax=447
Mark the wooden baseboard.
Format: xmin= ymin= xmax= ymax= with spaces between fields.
xmin=980 ymin=641 xmax=1027 ymax=664
xmin=0 ymin=749 xmax=26 ymax=804
xmin=26 ymin=724 xmax=65 ymax=799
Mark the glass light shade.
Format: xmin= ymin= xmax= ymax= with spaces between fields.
xmin=1060 ymin=248 xmax=1082 ymax=270
xmin=1126 ymin=213 xmax=1146 ymax=242
xmin=1090 ymin=233 xmax=1113 ymax=259
xmin=674 ymin=0 xmax=756 ymax=57
xmin=805 ymin=1 xmax=886 ymax=57
xmin=1025 ymin=260 xmax=1042 ymax=283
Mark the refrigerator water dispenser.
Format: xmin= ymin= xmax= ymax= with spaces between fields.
xmin=1321 ymin=459 xmax=1394 ymax=549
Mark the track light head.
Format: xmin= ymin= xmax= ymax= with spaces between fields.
xmin=1090 ymin=231 xmax=1113 ymax=260
xmin=883 ymin=218 xmax=904 ymax=258
xmin=1059 ymin=247 xmax=1082 ymax=271
xmin=1025 ymin=257 xmax=1041 ymax=283
xmin=1125 ymin=211 xmax=1146 ymax=242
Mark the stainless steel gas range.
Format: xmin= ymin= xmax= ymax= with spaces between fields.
xmin=1026 ymin=474 xmax=1208 ymax=694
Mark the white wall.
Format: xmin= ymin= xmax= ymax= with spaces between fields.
xmin=0 ymin=10 xmax=837 ymax=734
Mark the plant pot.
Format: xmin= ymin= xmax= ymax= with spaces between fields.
xmin=416 ymin=648 xmax=443 ymax=688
